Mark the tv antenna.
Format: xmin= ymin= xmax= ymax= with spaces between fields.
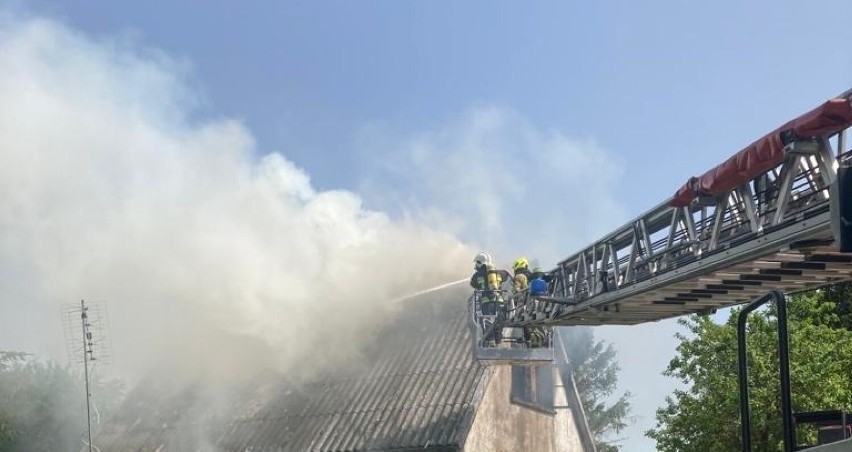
xmin=62 ymin=300 xmax=112 ymax=452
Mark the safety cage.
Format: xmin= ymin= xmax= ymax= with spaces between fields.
xmin=468 ymin=290 xmax=554 ymax=365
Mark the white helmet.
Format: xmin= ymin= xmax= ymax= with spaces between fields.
xmin=473 ymin=251 xmax=492 ymax=267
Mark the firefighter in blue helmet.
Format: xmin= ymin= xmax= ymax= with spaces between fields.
xmin=529 ymin=267 xmax=552 ymax=296
xmin=470 ymin=252 xmax=509 ymax=345
xmin=511 ymin=257 xmax=546 ymax=348
xmin=530 ymin=266 xmax=550 ymax=284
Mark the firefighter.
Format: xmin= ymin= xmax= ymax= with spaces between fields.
xmin=470 ymin=252 xmax=508 ymax=345
xmin=512 ymin=257 xmax=531 ymax=288
xmin=511 ymin=257 xmax=546 ymax=348
xmin=470 ymin=252 xmax=511 ymax=304
xmin=529 ymin=266 xmax=554 ymax=297
xmin=530 ymin=266 xmax=549 ymax=283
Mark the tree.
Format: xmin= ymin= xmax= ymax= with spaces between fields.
xmin=0 ymin=351 xmax=30 ymax=446
xmin=822 ymin=281 xmax=852 ymax=330
xmin=647 ymin=285 xmax=852 ymax=451
xmin=559 ymin=327 xmax=632 ymax=451
xmin=0 ymin=351 xmax=124 ymax=452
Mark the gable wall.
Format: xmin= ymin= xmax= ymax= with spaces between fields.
xmin=463 ymin=366 xmax=584 ymax=452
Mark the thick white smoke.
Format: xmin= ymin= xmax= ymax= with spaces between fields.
xmin=356 ymin=106 xmax=627 ymax=267
xmin=0 ymin=16 xmax=472 ymax=379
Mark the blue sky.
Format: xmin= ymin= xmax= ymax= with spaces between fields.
xmin=29 ymin=0 xmax=850 ymax=203
xmin=7 ymin=1 xmax=852 ymax=450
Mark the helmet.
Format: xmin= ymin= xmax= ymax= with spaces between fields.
xmin=512 ymin=257 xmax=530 ymax=271
xmin=474 ymin=251 xmax=492 ymax=267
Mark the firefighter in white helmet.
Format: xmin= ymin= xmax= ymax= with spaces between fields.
xmin=470 ymin=252 xmax=510 ymax=345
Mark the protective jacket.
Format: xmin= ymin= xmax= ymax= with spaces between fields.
xmin=513 ymin=267 xmax=533 ymax=292
xmin=470 ymin=264 xmax=508 ymax=302
xmin=470 ymin=264 xmax=501 ymax=290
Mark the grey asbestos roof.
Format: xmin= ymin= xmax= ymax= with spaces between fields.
xmin=94 ymin=287 xmax=488 ymax=451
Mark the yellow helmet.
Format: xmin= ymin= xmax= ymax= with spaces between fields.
xmin=512 ymin=257 xmax=529 ymax=271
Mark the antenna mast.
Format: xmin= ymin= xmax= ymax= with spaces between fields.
xmin=62 ymin=299 xmax=111 ymax=452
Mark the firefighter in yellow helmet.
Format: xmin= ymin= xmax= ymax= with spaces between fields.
xmin=512 ymin=257 xmax=533 ymax=293
xmin=511 ymin=256 xmax=546 ymax=348
xmin=470 ymin=252 xmax=509 ymax=345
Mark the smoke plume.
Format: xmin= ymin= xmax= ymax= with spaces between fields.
xmin=356 ymin=106 xmax=627 ymax=267
xmin=0 ymin=15 xmax=472 ymax=380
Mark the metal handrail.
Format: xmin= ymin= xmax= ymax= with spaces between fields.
xmin=737 ymin=290 xmax=794 ymax=452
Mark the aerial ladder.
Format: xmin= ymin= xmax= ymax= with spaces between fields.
xmin=468 ymin=88 xmax=852 ymax=450
xmin=515 ymin=88 xmax=852 ymax=327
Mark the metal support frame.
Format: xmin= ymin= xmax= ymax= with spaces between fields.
xmin=833 ymin=147 xmax=852 ymax=253
xmin=468 ymin=291 xmax=554 ymax=365
xmin=794 ymin=410 xmax=851 ymax=448
xmin=555 ymin=140 xmax=837 ymax=302
xmin=737 ymin=290 xmax=794 ymax=452
xmin=503 ymin=110 xmax=852 ymax=327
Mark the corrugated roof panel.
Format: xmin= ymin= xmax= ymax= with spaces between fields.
xmin=382 ymin=365 xmax=424 ymax=443
xmin=94 ymin=287 xmax=486 ymax=451
xmin=341 ymin=356 xmax=394 ymax=450
xmin=417 ymin=369 xmax=460 ymax=444
xmin=344 ymin=347 xmax=402 ymax=450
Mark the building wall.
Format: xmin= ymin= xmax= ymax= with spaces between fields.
xmin=464 ymin=366 xmax=585 ymax=452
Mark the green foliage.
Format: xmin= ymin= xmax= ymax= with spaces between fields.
xmin=0 ymin=351 xmax=30 ymax=445
xmin=820 ymin=282 xmax=852 ymax=330
xmin=647 ymin=284 xmax=852 ymax=451
xmin=560 ymin=327 xmax=632 ymax=451
xmin=0 ymin=352 xmax=124 ymax=452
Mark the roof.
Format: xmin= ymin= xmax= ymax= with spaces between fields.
xmin=94 ymin=286 xmax=490 ymax=451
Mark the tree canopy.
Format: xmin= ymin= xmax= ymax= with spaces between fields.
xmin=647 ymin=283 xmax=852 ymax=451
xmin=0 ymin=351 xmax=124 ymax=452
xmin=560 ymin=327 xmax=632 ymax=452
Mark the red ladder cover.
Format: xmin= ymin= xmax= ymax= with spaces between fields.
xmin=671 ymin=96 xmax=852 ymax=207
